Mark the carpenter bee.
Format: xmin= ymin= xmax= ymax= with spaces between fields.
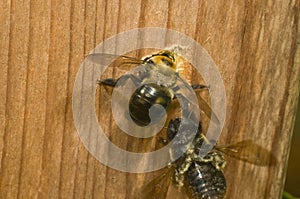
xmin=88 ymin=50 xmax=216 ymax=126
xmin=136 ymin=118 xmax=275 ymax=199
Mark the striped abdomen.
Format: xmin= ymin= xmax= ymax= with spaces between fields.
xmin=129 ymin=83 xmax=172 ymax=126
xmin=186 ymin=161 xmax=226 ymax=199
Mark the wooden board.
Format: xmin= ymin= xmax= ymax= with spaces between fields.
xmin=0 ymin=0 xmax=299 ymax=198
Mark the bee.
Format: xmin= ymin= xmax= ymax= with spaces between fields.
xmin=136 ymin=118 xmax=275 ymax=199
xmin=88 ymin=50 xmax=215 ymax=127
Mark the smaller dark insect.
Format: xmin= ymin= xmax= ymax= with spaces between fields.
xmin=136 ymin=118 xmax=275 ymax=199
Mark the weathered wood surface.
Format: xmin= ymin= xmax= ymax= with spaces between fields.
xmin=0 ymin=0 xmax=299 ymax=199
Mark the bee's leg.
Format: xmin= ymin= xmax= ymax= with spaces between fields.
xmin=191 ymin=84 xmax=209 ymax=90
xmin=98 ymin=78 xmax=118 ymax=87
xmin=171 ymin=84 xmax=208 ymax=93
xmin=98 ymin=74 xmax=141 ymax=88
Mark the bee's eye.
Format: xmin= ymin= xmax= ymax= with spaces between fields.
xmin=161 ymin=58 xmax=172 ymax=67
xmin=161 ymin=52 xmax=175 ymax=61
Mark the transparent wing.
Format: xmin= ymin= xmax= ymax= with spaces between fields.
xmin=174 ymin=75 xmax=220 ymax=125
xmin=135 ymin=167 xmax=175 ymax=199
xmin=87 ymin=53 xmax=144 ymax=67
xmin=216 ymin=140 xmax=277 ymax=166
xmin=197 ymin=94 xmax=220 ymax=125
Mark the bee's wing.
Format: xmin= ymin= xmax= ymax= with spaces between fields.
xmin=197 ymin=94 xmax=220 ymax=125
xmin=87 ymin=53 xmax=144 ymax=67
xmin=216 ymin=140 xmax=277 ymax=166
xmin=135 ymin=167 xmax=174 ymax=199
xmin=174 ymin=75 xmax=220 ymax=125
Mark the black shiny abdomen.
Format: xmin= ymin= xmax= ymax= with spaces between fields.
xmin=186 ymin=162 xmax=226 ymax=199
xmin=129 ymin=83 xmax=172 ymax=126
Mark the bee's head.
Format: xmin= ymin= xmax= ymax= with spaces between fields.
xmin=143 ymin=51 xmax=177 ymax=71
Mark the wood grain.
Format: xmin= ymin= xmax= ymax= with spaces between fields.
xmin=0 ymin=0 xmax=299 ymax=199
